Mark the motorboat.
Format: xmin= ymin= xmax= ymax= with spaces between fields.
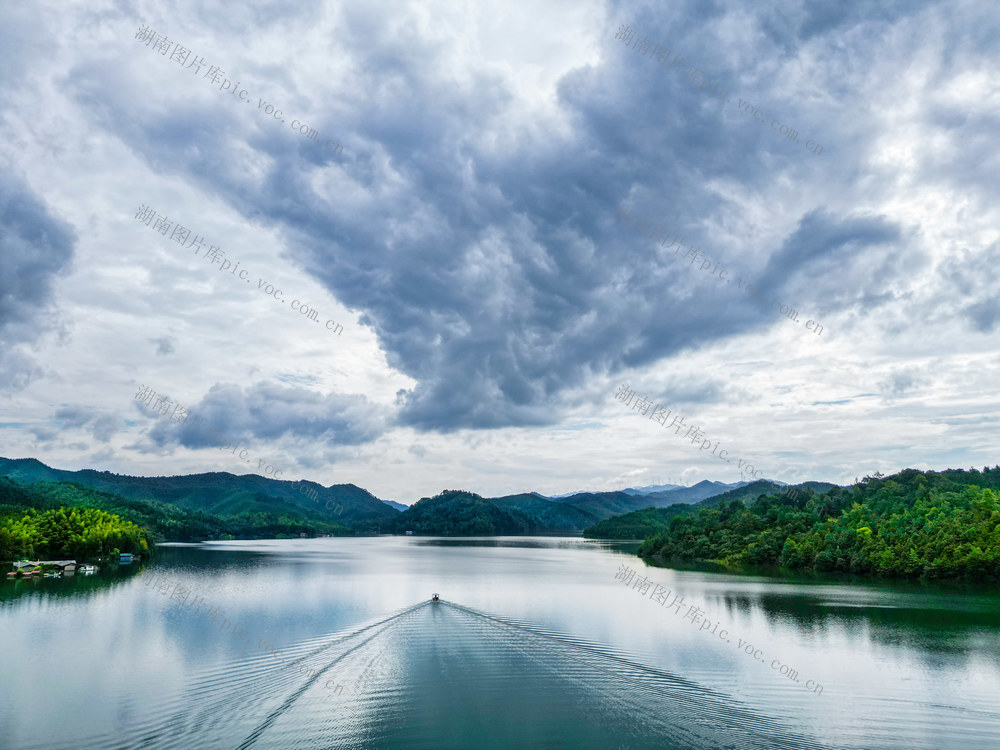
xmin=44 ymin=571 xmax=61 ymax=578
xmin=79 ymin=565 xmax=97 ymax=574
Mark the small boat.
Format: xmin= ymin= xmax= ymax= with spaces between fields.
xmin=79 ymin=565 xmax=97 ymax=574
xmin=431 ymin=593 xmax=440 ymax=602
xmin=44 ymin=571 xmax=62 ymax=578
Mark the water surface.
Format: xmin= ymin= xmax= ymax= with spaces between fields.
xmin=2 ymin=537 xmax=999 ymax=748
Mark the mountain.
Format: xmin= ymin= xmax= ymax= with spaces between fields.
xmin=0 ymin=456 xmax=839 ymax=542
xmin=390 ymin=490 xmax=535 ymax=535
xmin=621 ymin=483 xmax=686 ymax=495
xmin=550 ymin=491 xmax=660 ymax=519
xmin=583 ymin=481 xmax=837 ymax=539
xmin=382 ymin=500 xmax=409 ymax=512
xmin=0 ymin=475 xmax=352 ymax=545
xmin=552 ymin=480 xmax=757 ymax=522
xmin=390 ymin=490 xmax=598 ymax=535
xmin=489 ymin=493 xmax=599 ymax=531
xmin=546 ymin=483 xmax=690 ymax=499
xmin=638 ymin=468 xmax=1000 ymax=582
xmin=0 ymin=457 xmax=396 ymax=531
xmin=545 ymin=480 xmax=745 ymax=501
xmin=634 ymin=480 xmax=752 ymax=507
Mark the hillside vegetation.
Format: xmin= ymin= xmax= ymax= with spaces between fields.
xmin=638 ymin=468 xmax=1000 ymax=582
xmin=0 ymin=505 xmax=151 ymax=562
xmin=0 ymin=457 xmax=396 ymax=531
xmin=0 ymin=476 xmax=352 ymax=552
xmin=584 ymin=481 xmax=835 ymax=539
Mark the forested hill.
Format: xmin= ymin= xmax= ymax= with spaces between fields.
xmin=0 ymin=476 xmax=352 ymax=550
xmin=0 ymin=457 xmax=396 ymax=531
xmin=583 ymin=480 xmax=835 ymax=539
xmin=1 ymin=496 xmax=152 ymax=563
xmin=389 ymin=490 xmax=597 ymax=535
xmin=638 ymin=468 xmax=1000 ymax=582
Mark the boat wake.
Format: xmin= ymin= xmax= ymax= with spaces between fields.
xmin=42 ymin=599 xmax=840 ymax=749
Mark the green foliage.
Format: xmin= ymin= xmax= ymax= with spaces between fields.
xmin=491 ymin=494 xmax=598 ymax=531
xmin=390 ymin=490 xmax=539 ymax=535
xmin=638 ymin=468 xmax=1000 ymax=583
xmin=0 ymin=476 xmax=352 ymax=553
xmin=582 ymin=506 xmax=689 ymax=539
xmin=583 ymin=481 xmax=827 ymax=539
xmin=0 ymin=505 xmax=151 ymax=561
xmin=0 ymin=457 xmax=397 ymax=530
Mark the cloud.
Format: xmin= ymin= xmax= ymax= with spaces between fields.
xmin=152 ymin=337 xmax=175 ymax=356
xmin=83 ymin=1 xmax=950 ymax=435
xmin=0 ymin=168 xmax=75 ymax=391
xmin=54 ymin=406 xmax=125 ymax=443
xmin=943 ymin=240 xmax=1000 ymax=333
xmin=143 ymin=381 xmax=391 ymax=450
xmin=3 ymin=0 xmax=998 ymax=500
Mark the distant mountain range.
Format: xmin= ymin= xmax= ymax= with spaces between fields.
xmin=621 ymin=483 xmax=687 ymax=495
xmin=0 ymin=456 xmax=835 ymax=539
xmin=546 ymin=480 xmax=754 ymax=502
xmin=382 ymin=500 xmax=409 ymax=512
xmin=382 ymin=480 xmax=816 ymax=535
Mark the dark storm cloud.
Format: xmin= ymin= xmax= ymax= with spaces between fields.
xmin=0 ymin=169 xmax=75 ymax=390
xmin=754 ymin=208 xmax=906 ymax=312
xmin=66 ymin=0 xmax=993 ymax=432
xmin=142 ymin=382 xmax=389 ymax=450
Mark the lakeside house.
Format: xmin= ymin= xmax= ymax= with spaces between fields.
xmin=12 ymin=560 xmax=77 ymax=571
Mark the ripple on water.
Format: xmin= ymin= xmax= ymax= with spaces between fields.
xmin=39 ymin=600 xmax=850 ymax=749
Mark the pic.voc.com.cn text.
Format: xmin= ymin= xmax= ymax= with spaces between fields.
xmin=612 ymin=24 xmax=824 ymax=156
xmin=615 ymin=384 xmax=764 ymax=480
xmin=133 ymin=24 xmax=343 ymax=156
xmin=133 ymin=383 xmax=344 ymax=515
xmin=134 ymin=203 xmax=345 ymax=338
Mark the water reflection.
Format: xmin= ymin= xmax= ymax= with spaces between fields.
xmin=1 ymin=537 xmax=998 ymax=749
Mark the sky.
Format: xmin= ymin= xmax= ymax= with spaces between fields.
xmin=1 ymin=0 xmax=998 ymax=505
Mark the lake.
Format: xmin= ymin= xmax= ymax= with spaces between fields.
xmin=2 ymin=537 xmax=999 ymax=749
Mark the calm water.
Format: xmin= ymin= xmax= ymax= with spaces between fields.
xmin=2 ymin=537 xmax=999 ymax=749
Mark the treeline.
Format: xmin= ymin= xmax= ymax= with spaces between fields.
xmin=582 ymin=480 xmax=830 ymax=539
xmin=1 ymin=506 xmax=151 ymax=561
xmin=0 ymin=477 xmax=352 ymax=554
xmin=0 ymin=457 xmax=398 ymax=530
xmin=390 ymin=490 xmax=537 ymax=535
xmin=583 ymin=506 xmax=693 ymax=540
xmin=638 ymin=468 xmax=1000 ymax=582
